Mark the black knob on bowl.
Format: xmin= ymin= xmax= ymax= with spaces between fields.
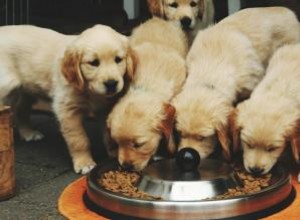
xmin=176 ymin=147 xmax=201 ymax=172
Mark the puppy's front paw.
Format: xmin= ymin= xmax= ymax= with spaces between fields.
xmin=20 ymin=129 xmax=45 ymax=142
xmin=298 ymin=172 xmax=300 ymax=183
xmin=73 ymin=157 xmax=96 ymax=175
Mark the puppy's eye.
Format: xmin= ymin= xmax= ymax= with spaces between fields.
xmin=244 ymin=142 xmax=254 ymax=149
xmin=133 ymin=142 xmax=144 ymax=148
xmin=243 ymin=140 xmax=251 ymax=147
xmin=196 ymin=136 xmax=204 ymax=141
xmin=248 ymin=145 xmax=255 ymax=150
xmin=266 ymin=147 xmax=278 ymax=152
xmin=115 ymin=56 xmax=123 ymax=64
xmin=169 ymin=2 xmax=178 ymax=8
xmin=88 ymin=59 xmax=100 ymax=67
xmin=190 ymin=1 xmax=197 ymax=7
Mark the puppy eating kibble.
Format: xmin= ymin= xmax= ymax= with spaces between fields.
xmin=107 ymin=17 xmax=188 ymax=171
xmin=0 ymin=25 xmax=133 ymax=174
xmin=172 ymin=7 xmax=300 ymax=161
xmin=232 ymin=44 xmax=300 ymax=180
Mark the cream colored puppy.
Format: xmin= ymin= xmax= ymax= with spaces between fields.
xmin=0 ymin=25 xmax=133 ymax=174
xmin=172 ymin=7 xmax=300 ymax=161
xmin=147 ymin=0 xmax=214 ymax=43
xmin=107 ymin=17 xmax=188 ymax=171
xmin=232 ymin=44 xmax=300 ymax=178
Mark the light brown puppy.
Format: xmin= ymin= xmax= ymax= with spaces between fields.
xmin=172 ymin=7 xmax=300 ymax=161
xmin=107 ymin=17 xmax=188 ymax=171
xmin=147 ymin=0 xmax=214 ymax=43
xmin=0 ymin=25 xmax=133 ymax=174
xmin=232 ymin=44 xmax=300 ymax=179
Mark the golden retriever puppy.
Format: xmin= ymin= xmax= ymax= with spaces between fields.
xmin=147 ymin=0 xmax=214 ymax=43
xmin=232 ymin=44 xmax=300 ymax=178
xmin=172 ymin=7 xmax=300 ymax=161
xmin=0 ymin=25 xmax=133 ymax=174
xmin=107 ymin=17 xmax=188 ymax=171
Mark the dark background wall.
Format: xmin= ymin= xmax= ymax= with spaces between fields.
xmin=1 ymin=0 xmax=300 ymax=34
xmin=241 ymin=0 xmax=300 ymax=20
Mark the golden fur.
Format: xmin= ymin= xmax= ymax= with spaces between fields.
xmin=233 ymin=44 xmax=300 ymax=178
xmin=0 ymin=25 xmax=134 ymax=174
xmin=147 ymin=0 xmax=214 ymax=43
xmin=107 ymin=18 xmax=188 ymax=171
xmin=172 ymin=7 xmax=300 ymax=161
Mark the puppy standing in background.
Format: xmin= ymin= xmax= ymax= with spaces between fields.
xmin=147 ymin=0 xmax=214 ymax=44
xmin=107 ymin=17 xmax=188 ymax=171
xmin=172 ymin=7 xmax=300 ymax=161
xmin=232 ymin=44 xmax=300 ymax=180
xmin=0 ymin=25 xmax=134 ymax=174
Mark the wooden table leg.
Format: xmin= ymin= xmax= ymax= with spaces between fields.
xmin=0 ymin=106 xmax=15 ymax=200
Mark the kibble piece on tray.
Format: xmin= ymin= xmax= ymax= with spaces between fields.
xmin=98 ymin=170 xmax=161 ymax=200
xmin=213 ymin=171 xmax=272 ymax=199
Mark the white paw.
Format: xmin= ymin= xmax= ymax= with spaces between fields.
xmin=74 ymin=160 xmax=96 ymax=175
xmin=298 ymin=172 xmax=300 ymax=183
xmin=81 ymin=164 xmax=96 ymax=175
xmin=21 ymin=130 xmax=45 ymax=142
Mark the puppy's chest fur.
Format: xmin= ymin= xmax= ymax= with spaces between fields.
xmin=85 ymin=93 xmax=121 ymax=117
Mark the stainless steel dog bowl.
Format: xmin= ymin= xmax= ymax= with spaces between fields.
xmin=87 ymin=149 xmax=292 ymax=220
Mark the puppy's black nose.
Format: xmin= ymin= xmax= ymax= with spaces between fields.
xmin=249 ymin=167 xmax=264 ymax=176
xmin=122 ymin=162 xmax=134 ymax=171
xmin=104 ymin=79 xmax=118 ymax=93
xmin=180 ymin=17 xmax=192 ymax=30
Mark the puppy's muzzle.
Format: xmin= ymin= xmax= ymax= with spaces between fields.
xmin=180 ymin=16 xmax=192 ymax=30
xmin=104 ymin=79 xmax=118 ymax=95
xmin=121 ymin=162 xmax=134 ymax=171
xmin=249 ymin=166 xmax=264 ymax=176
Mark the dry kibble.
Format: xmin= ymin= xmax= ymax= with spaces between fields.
xmin=212 ymin=170 xmax=272 ymax=199
xmin=98 ymin=167 xmax=271 ymax=201
xmin=98 ymin=170 xmax=161 ymax=200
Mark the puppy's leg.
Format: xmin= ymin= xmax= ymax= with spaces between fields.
xmin=0 ymin=70 xmax=20 ymax=100
xmin=0 ymin=71 xmax=21 ymax=108
xmin=97 ymin=109 xmax=118 ymax=158
xmin=0 ymin=73 xmax=43 ymax=141
xmin=55 ymin=106 xmax=96 ymax=174
xmin=102 ymin=126 xmax=118 ymax=158
xmin=16 ymin=92 xmax=45 ymax=141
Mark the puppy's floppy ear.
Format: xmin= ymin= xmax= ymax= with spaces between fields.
xmin=125 ymin=47 xmax=138 ymax=82
xmin=147 ymin=0 xmax=164 ymax=17
xmin=290 ymin=119 xmax=300 ymax=163
xmin=159 ymin=103 xmax=176 ymax=154
xmin=198 ymin=0 xmax=205 ymax=20
xmin=61 ymin=47 xmax=84 ymax=91
xmin=217 ymin=109 xmax=240 ymax=161
xmin=229 ymin=108 xmax=241 ymax=154
xmin=216 ymin=123 xmax=231 ymax=161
